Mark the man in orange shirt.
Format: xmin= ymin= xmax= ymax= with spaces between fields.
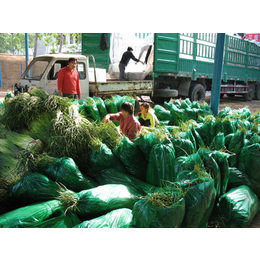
xmin=57 ymin=57 xmax=81 ymax=99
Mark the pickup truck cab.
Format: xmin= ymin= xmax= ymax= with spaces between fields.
xmin=19 ymin=54 xmax=90 ymax=98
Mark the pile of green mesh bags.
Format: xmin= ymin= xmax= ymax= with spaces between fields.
xmin=0 ymin=91 xmax=260 ymax=228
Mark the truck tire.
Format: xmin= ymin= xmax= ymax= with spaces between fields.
xmin=151 ymin=89 xmax=178 ymax=104
xmin=243 ymin=84 xmax=255 ymax=101
xmin=189 ymin=84 xmax=205 ymax=102
xmin=153 ymin=89 xmax=178 ymax=98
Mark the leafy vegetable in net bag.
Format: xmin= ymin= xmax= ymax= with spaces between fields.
xmin=0 ymin=199 xmax=64 ymax=228
xmin=95 ymin=168 xmax=160 ymax=196
xmin=93 ymin=96 xmax=108 ymax=119
xmin=89 ymin=142 xmax=127 ymax=174
xmin=154 ymin=105 xmax=172 ymax=121
xmin=172 ymin=138 xmax=195 ymax=157
xmin=227 ymin=167 xmax=251 ymax=190
xmin=198 ymin=148 xmax=221 ymax=198
xmin=218 ymin=185 xmax=259 ymax=228
xmin=38 ymin=157 xmax=98 ymax=192
xmin=131 ymin=189 xmax=185 ymax=228
xmin=84 ymin=97 xmax=102 ymax=123
xmin=9 ymin=173 xmax=61 ymax=205
xmin=113 ymin=137 xmax=147 ymax=181
xmin=74 ymin=208 xmax=133 ymax=228
xmin=33 ymin=212 xmax=81 ymax=228
xmin=75 ymin=184 xmax=141 ymax=218
xmin=211 ymin=150 xmax=230 ymax=195
xmin=176 ymin=170 xmax=216 ymax=228
xmin=238 ymin=143 xmax=260 ymax=197
xmin=174 ymin=152 xmax=204 ymax=173
xmin=146 ymin=142 xmax=176 ymax=187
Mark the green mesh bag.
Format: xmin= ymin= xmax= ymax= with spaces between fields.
xmin=218 ymin=185 xmax=259 ymax=228
xmin=38 ymin=157 xmax=98 ymax=192
xmin=74 ymin=208 xmax=133 ymax=228
xmin=113 ymin=137 xmax=147 ymax=181
xmin=10 ymin=173 xmax=61 ymax=205
xmin=146 ymin=142 xmax=176 ymax=187
xmin=0 ymin=200 xmax=64 ymax=228
xmin=132 ymin=191 xmax=185 ymax=228
xmin=76 ymin=184 xmax=141 ymax=218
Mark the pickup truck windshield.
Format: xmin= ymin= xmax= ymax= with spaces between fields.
xmin=21 ymin=57 xmax=52 ymax=80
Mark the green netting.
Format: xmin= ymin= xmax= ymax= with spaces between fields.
xmin=74 ymin=208 xmax=133 ymax=228
xmin=218 ymin=185 xmax=259 ymax=228
xmin=0 ymin=200 xmax=64 ymax=228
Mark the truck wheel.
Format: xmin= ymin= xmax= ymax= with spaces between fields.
xmin=151 ymin=89 xmax=178 ymax=104
xmin=243 ymin=84 xmax=255 ymax=101
xmin=189 ymin=84 xmax=205 ymax=102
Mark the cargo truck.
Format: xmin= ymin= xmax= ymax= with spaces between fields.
xmin=17 ymin=33 xmax=260 ymax=103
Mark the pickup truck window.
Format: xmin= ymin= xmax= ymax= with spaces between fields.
xmin=21 ymin=57 xmax=52 ymax=80
xmin=77 ymin=63 xmax=86 ymax=79
xmin=47 ymin=60 xmax=86 ymax=80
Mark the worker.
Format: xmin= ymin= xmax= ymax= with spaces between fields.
xmin=57 ymin=57 xmax=81 ymax=99
xmin=138 ymin=102 xmax=159 ymax=127
xmin=119 ymin=47 xmax=144 ymax=81
xmin=137 ymin=44 xmax=152 ymax=64
xmin=102 ymin=101 xmax=142 ymax=141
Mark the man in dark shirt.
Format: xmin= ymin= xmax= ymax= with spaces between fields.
xmin=119 ymin=47 xmax=144 ymax=81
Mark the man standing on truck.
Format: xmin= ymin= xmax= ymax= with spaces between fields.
xmin=119 ymin=47 xmax=144 ymax=81
xmin=57 ymin=57 xmax=81 ymax=99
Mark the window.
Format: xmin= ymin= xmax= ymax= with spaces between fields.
xmin=77 ymin=63 xmax=86 ymax=79
xmin=22 ymin=57 xmax=52 ymax=80
xmin=47 ymin=60 xmax=86 ymax=80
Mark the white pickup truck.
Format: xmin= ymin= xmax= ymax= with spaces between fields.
xmin=17 ymin=53 xmax=156 ymax=99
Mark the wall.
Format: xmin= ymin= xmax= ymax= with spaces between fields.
xmin=0 ymin=54 xmax=32 ymax=90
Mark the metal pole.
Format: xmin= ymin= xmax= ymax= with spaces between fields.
xmin=25 ymin=33 xmax=29 ymax=68
xmin=0 ymin=64 xmax=2 ymax=87
xmin=210 ymin=33 xmax=226 ymax=115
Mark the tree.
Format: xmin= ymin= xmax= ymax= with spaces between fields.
xmin=0 ymin=33 xmax=25 ymax=54
xmin=0 ymin=33 xmax=82 ymax=55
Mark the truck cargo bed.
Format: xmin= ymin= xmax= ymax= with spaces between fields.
xmin=89 ymin=80 xmax=153 ymax=97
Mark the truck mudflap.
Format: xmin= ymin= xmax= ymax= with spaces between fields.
xmin=89 ymin=80 xmax=154 ymax=97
